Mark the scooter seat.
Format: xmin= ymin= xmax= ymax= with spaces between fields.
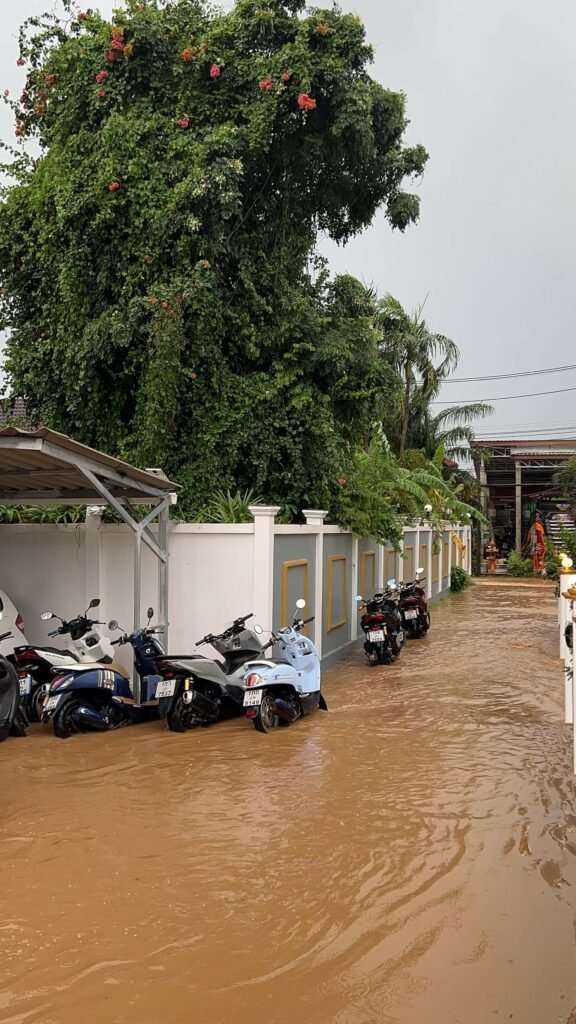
xmin=17 ymin=645 xmax=80 ymax=661
xmin=55 ymin=661 xmax=131 ymax=680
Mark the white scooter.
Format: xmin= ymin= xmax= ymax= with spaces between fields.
xmin=242 ymin=600 xmax=328 ymax=733
xmin=12 ymin=599 xmax=115 ymax=720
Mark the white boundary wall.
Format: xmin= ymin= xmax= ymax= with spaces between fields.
xmin=0 ymin=513 xmax=471 ymax=670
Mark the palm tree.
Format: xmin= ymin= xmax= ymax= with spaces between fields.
xmin=376 ymin=294 xmax=493 ymax=457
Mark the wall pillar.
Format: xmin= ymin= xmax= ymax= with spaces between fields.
xmin=515 ymin=462 xmax=523 ymax=556
xmin=249 ymin=506 xmax=281 ymax=633
xmin=303 ymin=510 xmax=328 ymax=658
xmin=426 ymin=524 xmax=433 ymax=599
xmin=84 ymin=506 xmax=103 ymax=612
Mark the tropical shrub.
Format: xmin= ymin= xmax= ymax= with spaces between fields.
xmin=450 ymin=566 xmax=471 ymax=592
xmin=507 ymin=552 xmax=534 ymax=578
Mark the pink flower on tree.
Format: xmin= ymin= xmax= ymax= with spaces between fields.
xmin=95 ymin=71 xmax=108 ymax=84
xmin=108 ymin=181 xmax=120 ymax=192
xmin=177 ymin=116 xmax=190 ymax=129
xmin=260 ymin=78 xmax=273 ymax=92
xmin=281 ymin=73 xmax=291 ymax=82
xmin=209 ymin=63 xmax=221 ymax=79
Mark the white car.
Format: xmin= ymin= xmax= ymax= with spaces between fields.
xmin=0 ymin=588 xmax=27 ymax=656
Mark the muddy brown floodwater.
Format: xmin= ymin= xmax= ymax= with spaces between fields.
xmin=2 ymin=579 xmax=576 ymax=1024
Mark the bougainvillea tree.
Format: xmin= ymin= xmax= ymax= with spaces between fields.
xmin=0 ymin=0 xmax=427 ymax=517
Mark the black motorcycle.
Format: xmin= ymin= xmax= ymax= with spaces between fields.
xmin=154 ymin=613 xmax=266 ymax=732
xmin=0 ymin=630 xmax=28 ymax=740
xmin=356 ymin=581 xmax=405 ymax=665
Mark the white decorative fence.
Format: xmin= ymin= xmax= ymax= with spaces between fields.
xmin=558 ymin=573 xmax=576 ymax=773
xmin=0 ymin=510 xmax=471 ymax=669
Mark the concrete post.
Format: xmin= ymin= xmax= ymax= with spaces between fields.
xmin=350 ymin=536 xmax=359 ymax=643
xmin=560 ymin=573 xmax=576 ymax=725
xmin=249 ymin=506 xmax=281 ymax=633
xmin=426 ymin=524 xmax=433 ymax=600
xmin=84 ymin=506 xmax=103 ymax=612
xmin=515 ymin=462 xmax=523 ymax=556
xmin=303 ymin=510 xmax=328 ymax=658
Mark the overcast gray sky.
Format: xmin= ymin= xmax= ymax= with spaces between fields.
xmin=2 ymin=0 xmax=575 ymax=438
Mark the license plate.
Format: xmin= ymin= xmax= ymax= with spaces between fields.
xmin=43 ymin=695 xmax=61 ymax=713
xmin=369 ymin=630 xmax=385 ymax=642
xmin=156 ymin=680 xmax=176 ymax=699
xmin=19 ymin=675 xmax=32 ymax=696
xmin=404 ymin=610 xmax=418 ymax=620
xmin=243 ymin=689 xmax=263 ymax=707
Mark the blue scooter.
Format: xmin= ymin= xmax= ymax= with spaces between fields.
xmin=242 ymin=600 xmax=328 ymax=733
xmin=41 ymin=608 xmax=168 ymax=739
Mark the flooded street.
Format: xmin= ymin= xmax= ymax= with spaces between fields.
xmin=2 ymin=579 xmax=576 ymax=1024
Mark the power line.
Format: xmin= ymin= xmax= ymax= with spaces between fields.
xmin=436 ymin=366 xmax=573 ymax=385
xmin=431 ymin=385 xmax=576 ymax=404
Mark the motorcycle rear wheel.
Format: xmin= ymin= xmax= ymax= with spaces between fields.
xmin=253 ymin=694 xmax=280 ymax=733
xmin=53 ymin=699 xmax=86 ymax=739
xmin=167 ymin=694 xmax=204 ymax=733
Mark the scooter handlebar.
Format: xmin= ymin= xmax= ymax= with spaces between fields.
xmin=0 ymin=630 xmax=13 ymax=642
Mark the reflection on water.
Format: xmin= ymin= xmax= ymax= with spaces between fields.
xmin=1 ymin=579 xmax=575 ymax=1024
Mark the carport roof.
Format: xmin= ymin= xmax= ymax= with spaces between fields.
xmin=0 ymin=427 xmax=178 ymax=504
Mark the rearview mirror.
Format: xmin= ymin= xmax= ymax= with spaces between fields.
xmin=40 ymin=611 xmax=54 ymax=621
xmin=296 ymin=599 xmax=306 ymax=610
xmin=417 ymin=567 xmax=425 ymax=575
xmin=147 ymin=607 xmax=154 ymax=622
xmin=254 ymin=624 xmax=263 ymax=635
xmin=108 ymin=619 xmax=119 ymax=632
xmin=89 ymin=598 xmax=100 ymax=609
xmin=387 ymin=579 xmax=397 ymax=589
xmin=355 ymin=595 xmax=363 ymax=603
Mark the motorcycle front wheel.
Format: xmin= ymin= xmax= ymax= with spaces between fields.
xmin=253 ymin=694 xmax=280 ymax=733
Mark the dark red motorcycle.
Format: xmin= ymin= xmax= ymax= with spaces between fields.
xmin=398 ymin=569 xmax=431 ymax=640
xmin=356 ymin=582 xmax=405 ymax=665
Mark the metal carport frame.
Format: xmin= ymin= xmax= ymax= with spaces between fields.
xmin=0 ymin=428 xmax=178 ymax=703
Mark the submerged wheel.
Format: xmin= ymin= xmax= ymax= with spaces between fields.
xmin=30 ymin=685 xmax=46 ymax=723
xmin=253 ymin=694 xmax=280 ymax=733
xmin=53 ymin=699 xmax=85 ymax=739
xmin=167 ymin=694 xmax=204 ymax=733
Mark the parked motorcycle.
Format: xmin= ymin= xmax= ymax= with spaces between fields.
xmin=356 ymin=581 xmax=405 ymax=665
xmin=153 ymin=613 xmax=266 ymax=732
xmin=11 ymin=599 xmax=107 ymax=722
xmin=0 ymin=624 xmax=28 ymax=740
xmin=398 ymin=568 xmax=431 ymax=639
xmin=40 ymin=608 xmax=166 ymax=739
xmin=242 ymin=600 xmax=328 ymax=733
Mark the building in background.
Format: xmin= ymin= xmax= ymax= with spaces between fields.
xmin=473 ymin=438 xmax=576 ymax=563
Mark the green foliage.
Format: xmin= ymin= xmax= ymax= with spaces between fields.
xmin=376 ymin=295 xmax=493 ymax=459
xmin=559 ymin=528 xmax=576 ymax=565
xmin=507 ymin=552 xmax=534 ymax=578
xmin=204 ymin=487 xmax=263 ymax=523
xmin=450 ymin=566 xmax=471 ymax=593
xmin=0 ymin=504 xmax=85 ymax=523
xmin=0 ymin=0 xmax=427 ymax=519
xmin=332 ymin=427 xmax=483 ymax=546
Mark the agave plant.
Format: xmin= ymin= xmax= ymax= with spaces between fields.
xmin=205 ymin=489 xmax=264 ymax=524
